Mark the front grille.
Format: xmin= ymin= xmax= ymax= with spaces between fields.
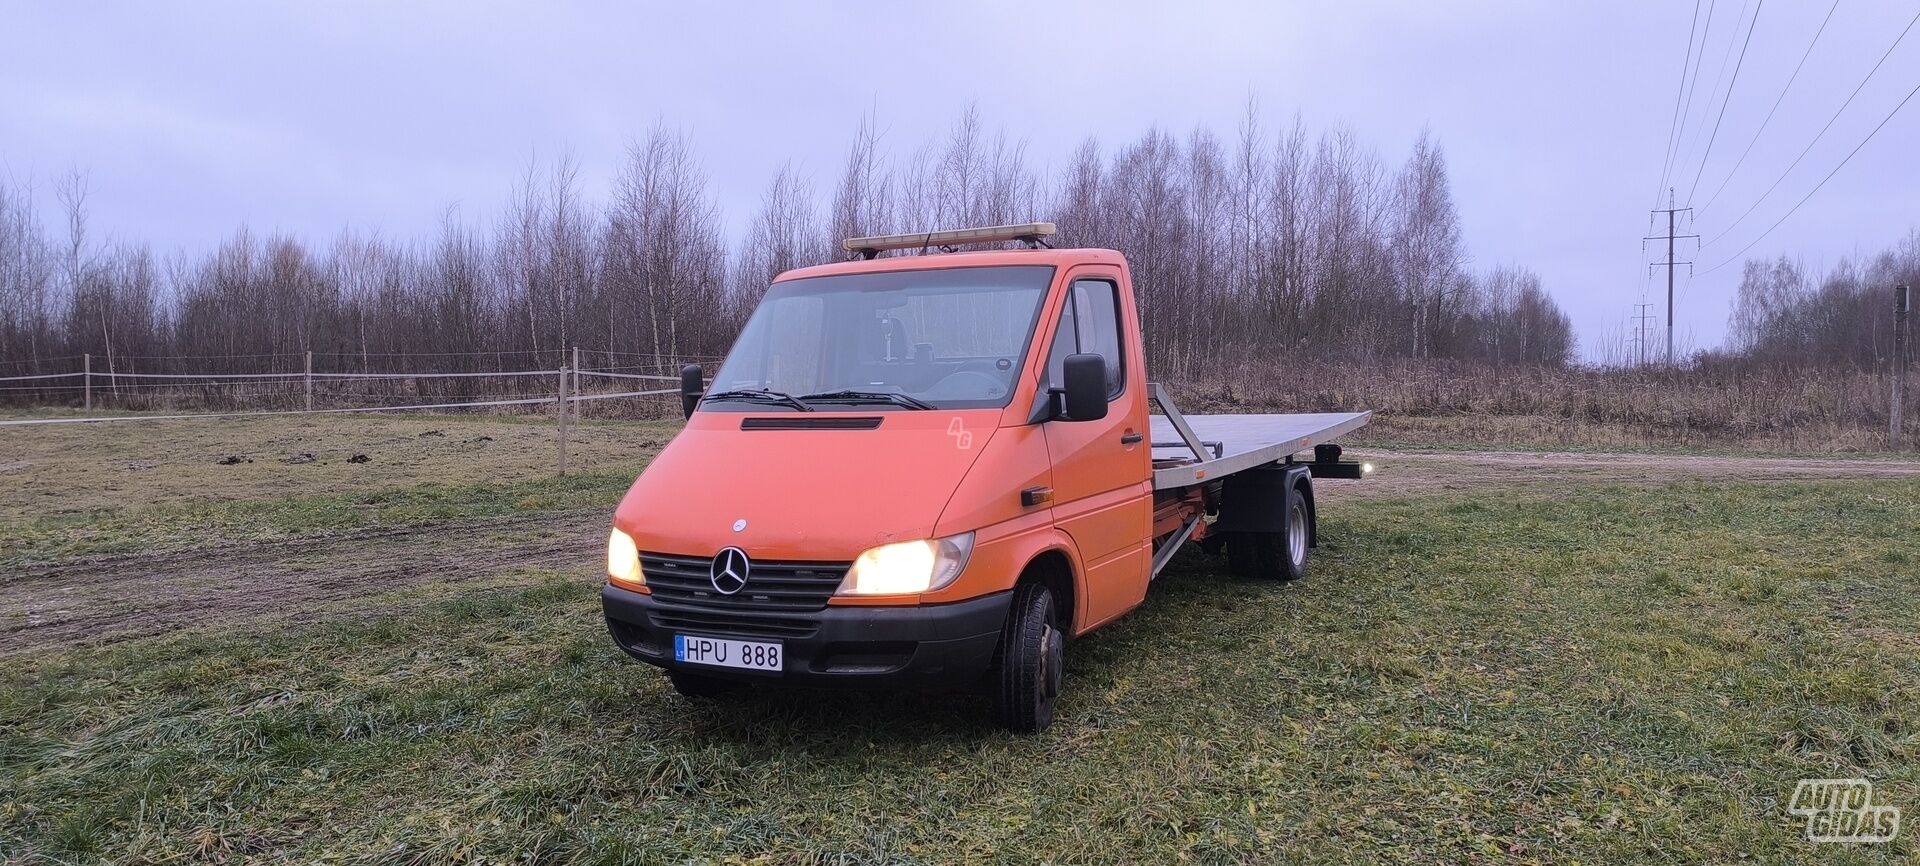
xmin=640 ymin=551 xmax=850 ymax=640
xmin=652 ymin=608 xmax=820 ymax=639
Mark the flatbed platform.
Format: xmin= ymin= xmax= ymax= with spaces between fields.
xmin=1149 ymin=410 xmax=1371 ymax=490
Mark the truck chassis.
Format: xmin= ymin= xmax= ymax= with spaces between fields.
xmin=1146 ymin=384 xmax=1371 ymax=581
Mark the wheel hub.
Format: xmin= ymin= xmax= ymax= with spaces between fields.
xmin=1040 ymin=624 xmax=1063 ymax=699
xmin=1288 ymin=505 xmax=1307 ymax=568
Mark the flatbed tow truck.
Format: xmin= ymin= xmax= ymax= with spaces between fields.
xmin=603 ymin=223 xmax=1370 ymax=732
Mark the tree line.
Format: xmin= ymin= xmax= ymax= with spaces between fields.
xmin=1722 ymin=230 xmax=1919 ymax=370
xmin=1 ymin=106 xmax=1577 ymax=383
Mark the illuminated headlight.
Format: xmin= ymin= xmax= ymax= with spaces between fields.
xmin=836 ymin=532 xmax=974 ymax=596
xmin=607 ymin=527 xmax=643 ymax=585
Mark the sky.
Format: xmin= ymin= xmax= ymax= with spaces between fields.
xmin=6 ymin=0 xmax=1920 ymax=360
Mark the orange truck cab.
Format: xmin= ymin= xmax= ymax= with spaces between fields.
xmin=603 ymin=223 xmax=1370 ymax=732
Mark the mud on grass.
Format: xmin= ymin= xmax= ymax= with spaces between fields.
xmin=0 ymin=518 xmax=606 ymax=655
xmin=2 ymin=480 xmax=1915 ymax=864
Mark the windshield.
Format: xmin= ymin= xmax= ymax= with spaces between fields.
xmin=706 ymin=265 xmax=1053 ymax=411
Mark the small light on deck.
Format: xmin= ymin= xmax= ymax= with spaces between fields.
xmin=1362 ymin=462 xmax=1375 ymax=475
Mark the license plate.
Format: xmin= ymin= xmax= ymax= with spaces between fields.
xmin=674 ymin=634 xmax=782 ymax=672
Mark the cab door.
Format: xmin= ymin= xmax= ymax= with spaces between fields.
xmin=1036 ymin=272 xmax=1152 ymax=631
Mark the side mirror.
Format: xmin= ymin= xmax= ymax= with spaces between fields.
xmin=679 ymin=364 xmax=704 ymax=419
xmin=1056 ymin=353 xmax=1109 ymax=422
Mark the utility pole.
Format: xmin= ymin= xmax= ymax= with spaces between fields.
xmin=1645 ymin=189 xmax=1697 ymax=365
xmin=1895 ymin=284 xmax=1910 ymax=450
xmin=1631 ymin=303 xmax=1657 ymax=367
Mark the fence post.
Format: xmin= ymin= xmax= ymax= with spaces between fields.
xmin=1894 ymin=284 xmax=1910 ymax=450
xmin=83 ymin=353 xmax=91 ymax=411
xmin=571 ymin=345 xmax=582 ymax=422
xmin=557 ymin=362 xmax=571 ymax=476
xmin=304 ymin=350 xmax=314 ymax=412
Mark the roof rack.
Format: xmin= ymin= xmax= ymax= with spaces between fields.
xmin=843 ymin=222 xmax=1056 ymax=260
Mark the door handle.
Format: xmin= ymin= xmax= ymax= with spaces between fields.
xmin=1120 ymin=431 xmax=1144 ymax=445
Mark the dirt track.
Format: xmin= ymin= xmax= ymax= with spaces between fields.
xmin=4 ymin=449 xmax=1915 ymax=656
xmin=1 ymin=513 xmax=605 ymax=656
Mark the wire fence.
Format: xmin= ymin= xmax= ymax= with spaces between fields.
xmin=0 ymin=348 xmax=710 ymax=436
xmin=0 ymin=348 xmax=722 ymax=379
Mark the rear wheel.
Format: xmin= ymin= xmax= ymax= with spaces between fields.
xmin=1281 ymin=492 xmax=1310 ymax=581
xmin=1225 ymin=531 xmax=1279 ymax=578
xmin=1225 ymin=494 xmax=1310 ymax=582
xmin=668 ymin=670 xmax=736 ymax=698
xmin=992 ymin=582 xmax=1064 ymax=733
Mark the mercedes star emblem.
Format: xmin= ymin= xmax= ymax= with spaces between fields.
xmin=710 ymin=546 xmax=750 ymax=595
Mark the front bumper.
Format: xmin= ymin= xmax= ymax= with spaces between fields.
xmin=601 ymin=583 xmax=1012 ymax=689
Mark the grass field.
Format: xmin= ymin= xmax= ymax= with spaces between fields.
xmin=2 ymin=414 xmax=1916 ymax=864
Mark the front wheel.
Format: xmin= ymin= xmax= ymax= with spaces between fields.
xmin=992 ymin=582 xmax=1065 ymax=733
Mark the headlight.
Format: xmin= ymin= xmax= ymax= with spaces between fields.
xmin=607 ymin=527 xmax=643 ymax=585
xmin=836 ymin=532 xmax=974 ymax=596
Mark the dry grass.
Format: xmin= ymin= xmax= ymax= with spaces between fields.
xmin=1174 ymin=360 xmax=1917 ymax=453
xmin=0 ymin=413 xmax=679 ymax=569
xmin=0 ymin=413 xmax=679 ymax=521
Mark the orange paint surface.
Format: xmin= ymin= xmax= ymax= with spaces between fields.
xmin=610 ymin=248 xmax=1168 ymax=636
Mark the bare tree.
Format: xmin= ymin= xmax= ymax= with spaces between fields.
xmin=829 ymin=112 xmax=894 ymax=256
xmin=3 ymin=107 xmax=1594 ymax=393
xmin=1391 ymin=131 xmax=1464 ymax=359
xmin=733 ymin=162 xmax=822 ymax=321
xmin=56 ymin=171 xmax=111 ymax=377
xmin=1051 ymin=138 xmax=1104 ymax=249
xmin=604 ymin=125 xmax=727 ymax=362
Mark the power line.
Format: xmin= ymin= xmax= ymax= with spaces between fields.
xmin=1662 ymin=0 xmax=1720 ymax=208
xmin=1703 ymin=8 xmax=1920 ymax=249
xmin=1700 ymin=76 xmax=1920 ymax=274
xmin=1698 ymin=0 xmax=1839 ymax=214
xmin=1654 ymin=0 xmax=1707 ymax=208
xmin=1675 ymin=0 xmax=1746 ymax=187
xmin=1686 ymin=0 xmax=1765 ymax=204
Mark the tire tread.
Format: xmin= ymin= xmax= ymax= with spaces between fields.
xmin=992 ymin=582 xmax=1056 ymax=733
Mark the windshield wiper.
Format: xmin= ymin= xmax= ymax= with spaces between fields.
xmin=701 ymin=388 xmax=814 ymax=412
xmin=798 ymin=389 xmax=937 ymax=410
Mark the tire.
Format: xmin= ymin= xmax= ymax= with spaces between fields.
xmin=1280 ymin=492 xmax=1310 ymax=582
xmin=1225 ymin=531 xmax=1279 ymax=578
xmin=668 ymin=670 xmax=736 ymax=698
xmin=1225 ymin=495 xmax=1309 ymax=582
xmin=992 ymin=582 xmax=1065 ymax=734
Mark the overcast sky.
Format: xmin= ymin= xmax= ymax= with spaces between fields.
xmin=6 ymin=1 xmax=1919 ymax=358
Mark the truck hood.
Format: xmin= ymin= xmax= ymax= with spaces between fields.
xmin=613 ymin=409 xmax=1003 ymax=561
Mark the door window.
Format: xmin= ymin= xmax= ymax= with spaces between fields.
xmin=1043 ymin=278 xmax=1125 ymax=399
